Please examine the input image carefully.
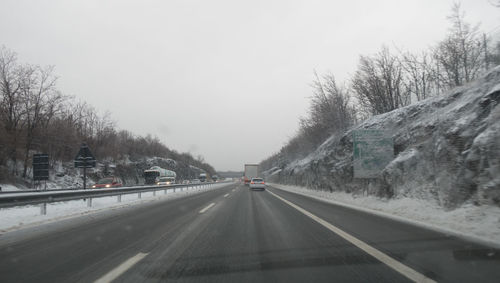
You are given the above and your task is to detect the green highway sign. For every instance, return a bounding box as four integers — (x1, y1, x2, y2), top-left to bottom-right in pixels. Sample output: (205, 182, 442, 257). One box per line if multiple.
(353, 129, 394, 178)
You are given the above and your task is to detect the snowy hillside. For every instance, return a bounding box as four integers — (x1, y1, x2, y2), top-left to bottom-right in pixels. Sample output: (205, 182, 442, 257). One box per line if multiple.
(1, 156, 208, 191)
(265, 66, 500, 209)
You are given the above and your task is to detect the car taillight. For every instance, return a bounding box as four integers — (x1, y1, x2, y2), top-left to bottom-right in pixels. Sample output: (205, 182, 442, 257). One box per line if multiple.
(261, 182, 265, 184)
(251, 182, 254, 184)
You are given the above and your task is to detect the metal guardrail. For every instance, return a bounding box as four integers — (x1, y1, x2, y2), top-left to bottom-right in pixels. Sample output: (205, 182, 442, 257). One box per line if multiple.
(0, 187, 84, 194)
(0, 182, 226, 214)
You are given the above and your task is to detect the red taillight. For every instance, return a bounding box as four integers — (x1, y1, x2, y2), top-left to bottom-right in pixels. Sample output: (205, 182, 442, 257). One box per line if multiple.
(261, 182, 265, 184)
(251, 182, 254, 184)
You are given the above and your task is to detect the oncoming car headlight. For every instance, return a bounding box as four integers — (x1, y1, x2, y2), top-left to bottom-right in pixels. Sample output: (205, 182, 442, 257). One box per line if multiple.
(105, 184, 111, 188)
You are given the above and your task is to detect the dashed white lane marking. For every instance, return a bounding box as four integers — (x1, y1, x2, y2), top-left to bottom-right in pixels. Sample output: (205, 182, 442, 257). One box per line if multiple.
(224, 193, 229, 198)
(199, 202, 215, 214)
(94, 252, 148, 283)
(267, 190, 436, 283)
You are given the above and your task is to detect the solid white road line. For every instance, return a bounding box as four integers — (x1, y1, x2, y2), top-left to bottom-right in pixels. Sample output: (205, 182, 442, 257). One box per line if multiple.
(199, 202, 215, 214)
(267, 190, 436, 283)
(224, 193, 229, 197)
(94, 252, 148, 283)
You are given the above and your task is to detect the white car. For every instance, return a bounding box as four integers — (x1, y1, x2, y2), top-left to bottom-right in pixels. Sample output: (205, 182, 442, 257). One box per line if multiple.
(191, 179, 201, 184)
(249, 178, 266, 190)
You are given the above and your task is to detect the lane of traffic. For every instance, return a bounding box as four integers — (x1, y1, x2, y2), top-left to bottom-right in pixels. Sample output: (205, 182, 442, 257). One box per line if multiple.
(118, 183, 411, 282)
(0, 182, 236, 283)
(4, 180, 498, 282)
(267, 185, 500, 283)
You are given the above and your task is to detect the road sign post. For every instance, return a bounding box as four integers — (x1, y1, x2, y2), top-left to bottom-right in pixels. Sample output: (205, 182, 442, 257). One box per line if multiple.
(74, 143, 96, 190)
(84, 164, 87, 191)
(353, 129, 394, 178)
(33, 154, 49, 190)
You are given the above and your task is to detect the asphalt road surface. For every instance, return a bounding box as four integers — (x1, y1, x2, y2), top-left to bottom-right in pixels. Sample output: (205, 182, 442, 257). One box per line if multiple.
(0, 182, 499, 282)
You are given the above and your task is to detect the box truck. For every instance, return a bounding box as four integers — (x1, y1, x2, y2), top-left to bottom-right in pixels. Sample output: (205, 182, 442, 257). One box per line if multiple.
(244, 164, 259, 185)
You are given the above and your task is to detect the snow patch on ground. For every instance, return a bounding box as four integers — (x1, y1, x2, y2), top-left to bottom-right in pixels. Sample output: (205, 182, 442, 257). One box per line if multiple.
(270, 183, 500, 248)
(0, 184, 22, 192)
(0, 182, 233, 234)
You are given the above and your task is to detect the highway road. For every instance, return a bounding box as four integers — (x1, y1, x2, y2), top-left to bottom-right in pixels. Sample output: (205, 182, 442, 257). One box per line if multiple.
(0, 182, 499, 282)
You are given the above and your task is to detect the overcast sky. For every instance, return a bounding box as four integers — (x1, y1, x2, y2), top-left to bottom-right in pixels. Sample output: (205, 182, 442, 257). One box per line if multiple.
(1, 0, 499, 171)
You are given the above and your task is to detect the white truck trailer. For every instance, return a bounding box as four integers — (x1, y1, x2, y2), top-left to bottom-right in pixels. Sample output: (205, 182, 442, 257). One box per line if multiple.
(244, 164, 259, 185)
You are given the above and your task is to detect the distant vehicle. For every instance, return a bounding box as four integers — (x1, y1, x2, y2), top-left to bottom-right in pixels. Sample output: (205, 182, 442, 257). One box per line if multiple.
(249, 178, 265, 190)
(212, 175, 218, 182)
(244, 164, 259, 185)
(156, 176, 175, 186)
(191, 179, 201, 184)
(144, 166, 176, 185)
(92, 176, 123, 189)
(199, 173, 207, 182)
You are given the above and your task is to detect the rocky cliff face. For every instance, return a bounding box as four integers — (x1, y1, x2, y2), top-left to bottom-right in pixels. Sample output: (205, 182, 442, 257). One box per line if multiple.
(264, 67, 500, 208)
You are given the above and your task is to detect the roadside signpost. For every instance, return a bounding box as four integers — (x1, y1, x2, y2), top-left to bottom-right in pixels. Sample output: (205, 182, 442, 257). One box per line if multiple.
(353, 129, 394, 178)
(33, 153, 49, 190)
(74, 143, 96, 189)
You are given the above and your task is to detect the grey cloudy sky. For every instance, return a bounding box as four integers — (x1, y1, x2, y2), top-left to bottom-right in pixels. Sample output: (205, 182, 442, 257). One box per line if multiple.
(1, 0, 499, 171)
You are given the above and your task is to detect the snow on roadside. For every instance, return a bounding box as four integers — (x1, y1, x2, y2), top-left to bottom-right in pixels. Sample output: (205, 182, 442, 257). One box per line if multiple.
(269, 183, 500, 248)
(0, 184, 22, 192)
(0, 182, 233, 234)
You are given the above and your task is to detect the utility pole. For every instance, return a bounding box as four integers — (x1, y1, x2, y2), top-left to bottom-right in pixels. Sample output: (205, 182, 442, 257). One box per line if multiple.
(83, 161, 87, 190)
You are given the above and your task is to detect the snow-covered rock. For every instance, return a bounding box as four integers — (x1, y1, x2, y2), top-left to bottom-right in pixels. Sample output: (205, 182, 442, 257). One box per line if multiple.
(2, 155, 207, 191)
(266, 66, 500, 208)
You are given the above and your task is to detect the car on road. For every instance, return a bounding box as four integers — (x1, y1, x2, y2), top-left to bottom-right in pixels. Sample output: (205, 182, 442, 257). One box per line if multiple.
(91, 177, 123, 189)
(249, 177, 265, 190)
(191, 179, 201, 184)
(157, 177, 175, 186)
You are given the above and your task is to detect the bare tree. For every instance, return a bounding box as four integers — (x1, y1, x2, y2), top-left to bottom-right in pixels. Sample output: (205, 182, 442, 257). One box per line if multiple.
(296, 72, 357, 148)
(0, 45, 221, 183)
(351, 46, 410, 115)
(0, 46, 24, 174)
(400, 51, 437, 102)
(313, 73, 355, 129)
(433, 3, 484, 88)
(19, 65, 63, 177)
